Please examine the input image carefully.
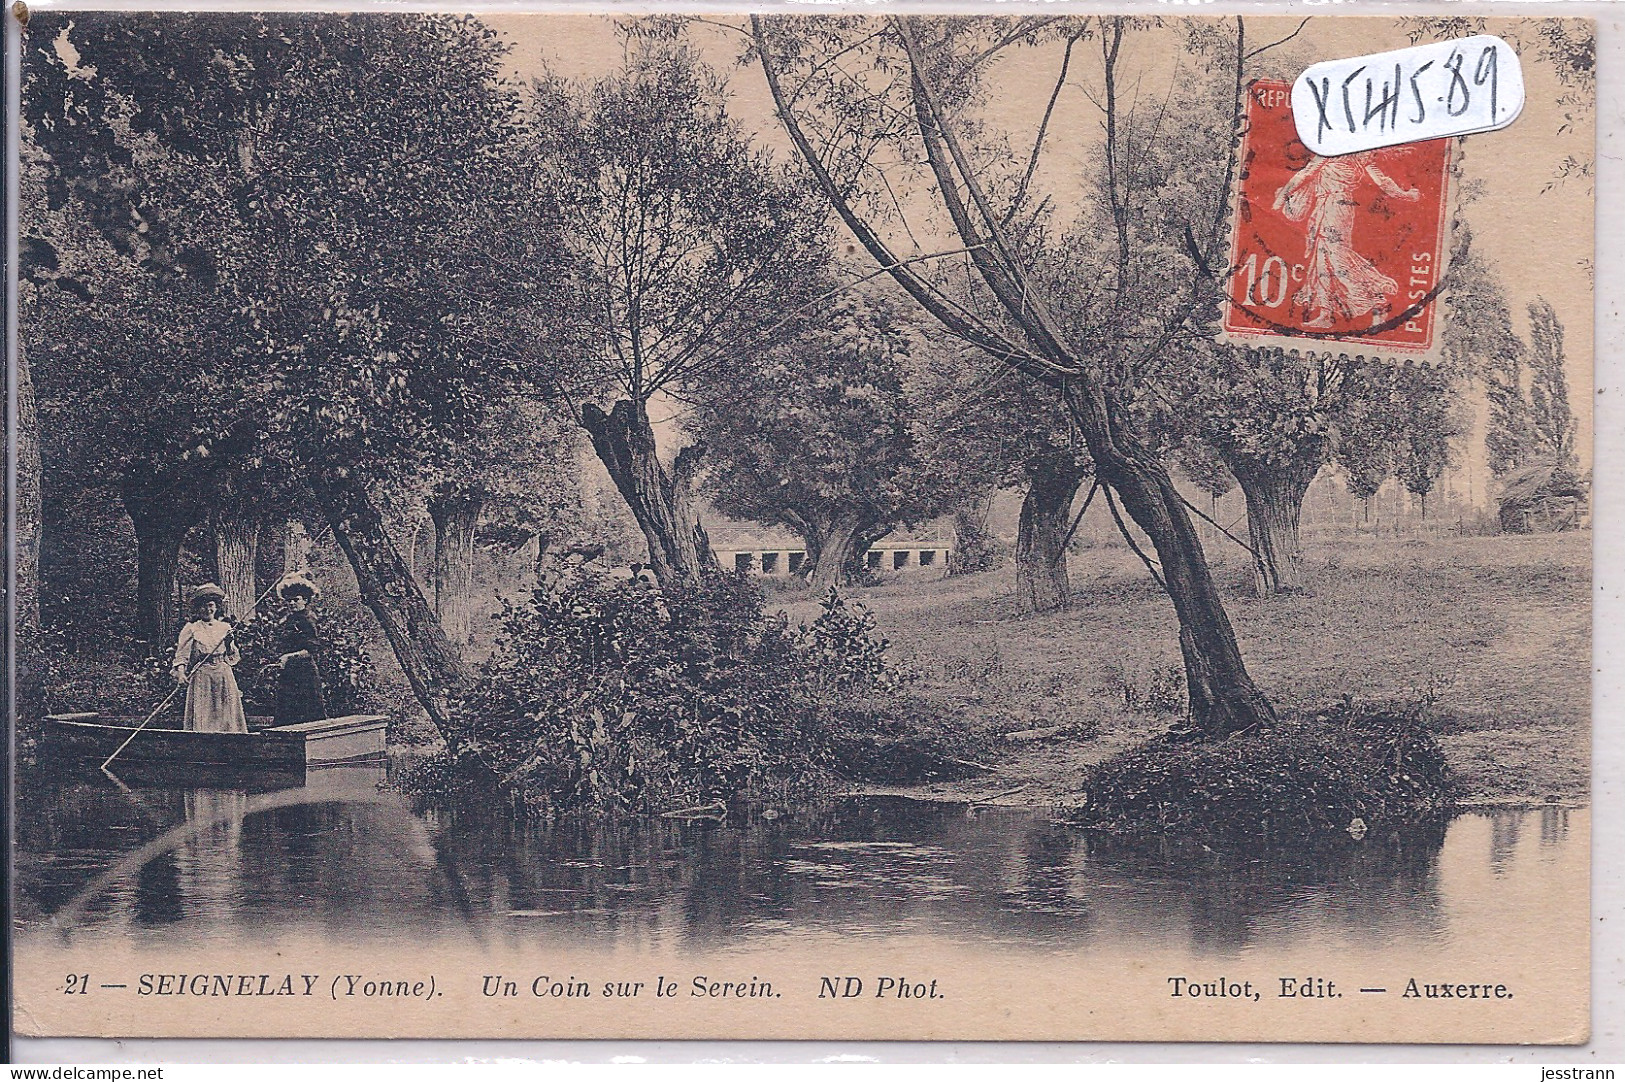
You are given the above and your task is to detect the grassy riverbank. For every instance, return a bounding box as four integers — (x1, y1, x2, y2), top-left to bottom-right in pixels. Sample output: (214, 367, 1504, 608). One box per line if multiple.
(782, 530, 1590, 807)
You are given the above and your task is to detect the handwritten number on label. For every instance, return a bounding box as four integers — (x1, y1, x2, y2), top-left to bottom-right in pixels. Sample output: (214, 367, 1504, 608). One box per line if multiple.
(1445, 51, 1471, 117)
(1408, 61, 1434, 125)
(1475, 46, 1498, 119)
(1291, 36, 1523, 155)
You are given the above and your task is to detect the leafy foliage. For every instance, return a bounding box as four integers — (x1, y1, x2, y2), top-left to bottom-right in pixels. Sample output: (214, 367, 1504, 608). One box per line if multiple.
(1447, 242, 1538, 478)
(25, 14, 577, 741)
(1527, 297, 1577, 472)
(531, 39, 828, 409)
(25, 13, 568, 540)
(1393, 361, 1461, 507)
(794, 588, 909, 694)
(911, 340, 1089, 506)
(698, 289, 949, 577)
(455, 570, 907, 815)
(946, 495, 1003, 575)
(16, 625, 175, 728)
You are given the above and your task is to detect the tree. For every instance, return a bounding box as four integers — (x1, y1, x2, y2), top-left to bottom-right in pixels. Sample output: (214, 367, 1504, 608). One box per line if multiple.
(1057, 34, 1436, 596)
(913, 342, 1090, 612)
(697, 290, 946, 590)
(27, 14, 563, 753)
(418, 399, 583, 649)
(754, 15, 1279, 737)
(1332, 362, 1404, 522)
(530, 41, 830, 585)
(22, 227, 220, 644)
(1527, 298, 1577, 472)
(1393, 361, 1460, 519)
(1439, 237, 1539, 478)
(1176, 346, 1339, 595)
(1174, 441, 1235, 546)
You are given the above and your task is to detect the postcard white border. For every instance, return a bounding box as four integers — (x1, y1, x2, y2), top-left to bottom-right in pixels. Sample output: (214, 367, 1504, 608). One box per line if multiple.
(6, 0, 1621, 1065)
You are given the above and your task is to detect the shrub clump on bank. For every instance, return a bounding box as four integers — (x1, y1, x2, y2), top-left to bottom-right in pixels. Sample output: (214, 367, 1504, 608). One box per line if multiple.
(1073, 705, 1453, 839)
(441, 574, 921, 816)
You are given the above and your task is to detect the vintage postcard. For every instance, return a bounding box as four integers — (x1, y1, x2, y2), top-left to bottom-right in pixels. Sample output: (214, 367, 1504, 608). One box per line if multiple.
(9, 11, 1595, 1045)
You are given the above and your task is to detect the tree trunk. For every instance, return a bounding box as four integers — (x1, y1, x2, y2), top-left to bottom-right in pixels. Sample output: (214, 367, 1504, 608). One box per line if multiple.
(15, 339, 42, 633)
(804, 511, 862, 592)
(947, 490, 995, 576)
(305, 464, 471, 750)
(212, 513, 263, 623)
(124, 492, 190, 648)
(428, 488, 483, 650)
(850, 520, 892, 582)
(1015, 458, 1086, 613)
(581, 400, 710, 585)
(1063, 386, 1276, 739)
(282, 519, 312, 577)
(1232, 458, 1321, 597)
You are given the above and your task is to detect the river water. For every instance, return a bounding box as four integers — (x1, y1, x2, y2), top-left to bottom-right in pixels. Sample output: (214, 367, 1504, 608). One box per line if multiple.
(13, 756, 1585, 960)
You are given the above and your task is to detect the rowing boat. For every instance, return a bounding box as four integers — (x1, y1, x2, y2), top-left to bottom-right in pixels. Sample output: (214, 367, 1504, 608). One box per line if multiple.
(42, 712, 390, 768)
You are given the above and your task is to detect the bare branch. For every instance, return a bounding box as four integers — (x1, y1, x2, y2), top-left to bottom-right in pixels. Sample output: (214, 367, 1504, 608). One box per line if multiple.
(896, 17, 1077, 371)
(751, 15, 1030, 368)
(1002, 31, 1080, 230)
(1246, 17, 1311, 60)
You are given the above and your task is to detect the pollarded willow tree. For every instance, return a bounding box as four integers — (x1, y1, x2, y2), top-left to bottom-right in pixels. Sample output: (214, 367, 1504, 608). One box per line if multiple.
(526, 41, 832, 586)
(911, 343, 1091, 613)
(751, 15, 1278, 737)
(1051, 31, 1464, 597)
(23, 233, 220, 644)
(415, 398, 584, 650)
(696, 288, 949, 591)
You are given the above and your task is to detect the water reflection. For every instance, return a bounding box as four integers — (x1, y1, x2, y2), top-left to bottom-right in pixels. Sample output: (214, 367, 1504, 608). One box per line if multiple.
(13, 757, 1580, 960)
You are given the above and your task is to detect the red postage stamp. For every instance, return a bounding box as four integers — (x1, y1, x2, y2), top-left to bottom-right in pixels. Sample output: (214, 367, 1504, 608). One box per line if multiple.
(1223, 78, 1453, 354)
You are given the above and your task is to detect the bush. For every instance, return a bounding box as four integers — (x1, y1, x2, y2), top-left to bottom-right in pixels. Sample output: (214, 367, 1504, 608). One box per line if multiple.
(16, 624, 174, 729)
(449, 569, 906, 816)
(795, 587, 907, 694)
(1074, 704, 1453, 839)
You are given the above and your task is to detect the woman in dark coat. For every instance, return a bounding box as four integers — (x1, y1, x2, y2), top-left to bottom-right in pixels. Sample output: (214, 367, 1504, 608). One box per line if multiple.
(273, 575, 326, 726)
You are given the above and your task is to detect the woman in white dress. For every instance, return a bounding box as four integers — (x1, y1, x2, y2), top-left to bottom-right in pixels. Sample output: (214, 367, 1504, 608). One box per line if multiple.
(171, 583, 249, 734)
(1273, 149, 1421, 329)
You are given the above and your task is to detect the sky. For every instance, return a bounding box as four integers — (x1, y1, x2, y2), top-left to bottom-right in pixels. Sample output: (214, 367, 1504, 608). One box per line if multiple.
(486, 13, 1595, 480)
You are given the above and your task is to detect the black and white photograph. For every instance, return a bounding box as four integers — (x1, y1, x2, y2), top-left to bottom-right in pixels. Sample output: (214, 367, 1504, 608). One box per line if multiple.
(8, 9, 1596, 1044)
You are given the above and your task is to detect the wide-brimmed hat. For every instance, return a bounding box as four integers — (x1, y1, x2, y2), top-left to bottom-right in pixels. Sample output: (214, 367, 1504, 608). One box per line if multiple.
(276, 573, 320, 601)
(188, 583, 227, 612)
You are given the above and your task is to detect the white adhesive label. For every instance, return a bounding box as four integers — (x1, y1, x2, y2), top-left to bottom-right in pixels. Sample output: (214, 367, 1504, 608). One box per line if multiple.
(1291, 36, 1524, 156)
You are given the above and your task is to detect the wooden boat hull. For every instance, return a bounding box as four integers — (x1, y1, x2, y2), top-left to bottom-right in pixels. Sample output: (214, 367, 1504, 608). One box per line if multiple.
(43, 713, 390, 768)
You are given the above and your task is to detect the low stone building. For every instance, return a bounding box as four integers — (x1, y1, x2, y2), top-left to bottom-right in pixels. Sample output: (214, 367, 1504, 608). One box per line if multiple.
(707, 521, 952, 578)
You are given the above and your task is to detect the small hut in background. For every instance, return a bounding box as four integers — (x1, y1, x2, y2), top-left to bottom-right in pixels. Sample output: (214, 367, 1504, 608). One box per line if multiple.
(1497, 462, 1589, 534)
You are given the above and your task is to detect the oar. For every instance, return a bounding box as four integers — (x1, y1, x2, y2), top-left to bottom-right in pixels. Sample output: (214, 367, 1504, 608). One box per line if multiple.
(99, 634, 236, 773)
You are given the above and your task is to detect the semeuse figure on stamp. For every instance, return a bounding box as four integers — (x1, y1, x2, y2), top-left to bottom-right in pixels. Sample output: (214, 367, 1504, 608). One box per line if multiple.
(171, 583, 249, 734)
(272, 573, 327, 727)
(1273, 148, 1421, 329)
